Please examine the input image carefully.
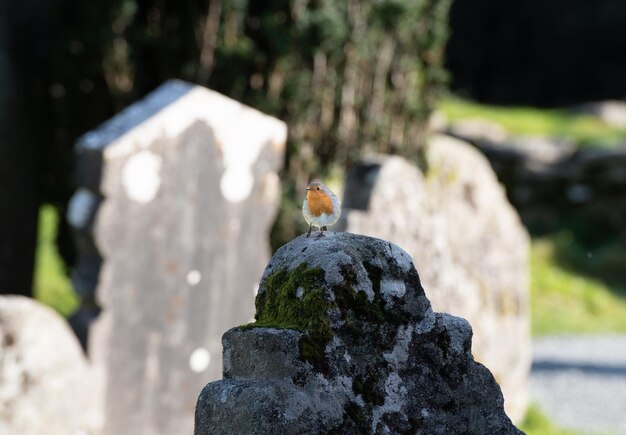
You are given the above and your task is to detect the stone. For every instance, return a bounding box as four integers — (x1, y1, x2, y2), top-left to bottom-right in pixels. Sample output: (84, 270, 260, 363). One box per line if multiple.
(195, 233, 522, 434)
(503, 136, 575, 168)
(446, 112, 626, 239)
(447, 120, 626, 237)
(337, 135, 531, 423)
(571, 100, 626, 128)
(448, 121, 575, 172)
(427, 110, 449, 134)
(0, 296, 100, 435)
(448, 118, 509, 143)
(69, 80, 286, 435)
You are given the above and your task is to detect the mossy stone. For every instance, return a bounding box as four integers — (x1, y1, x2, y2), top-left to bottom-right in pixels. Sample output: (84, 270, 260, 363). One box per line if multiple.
(243, 264, 333, 367)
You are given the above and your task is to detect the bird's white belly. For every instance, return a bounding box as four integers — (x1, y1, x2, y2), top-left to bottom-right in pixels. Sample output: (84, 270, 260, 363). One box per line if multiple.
(303, 203, 340, 227)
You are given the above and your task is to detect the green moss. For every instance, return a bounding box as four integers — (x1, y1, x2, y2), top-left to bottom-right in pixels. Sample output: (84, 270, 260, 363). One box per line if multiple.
(334, 283, 385, 326)
(254, 265, 328, 329)
(299, 332, 332, 368)
(342, 315, 362, 337)
(245, 264, 333, 366)
(244, 258, 414, 370)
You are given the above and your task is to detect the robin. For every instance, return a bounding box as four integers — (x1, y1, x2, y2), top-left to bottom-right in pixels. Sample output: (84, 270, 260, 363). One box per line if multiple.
(302, 181, 342, 238)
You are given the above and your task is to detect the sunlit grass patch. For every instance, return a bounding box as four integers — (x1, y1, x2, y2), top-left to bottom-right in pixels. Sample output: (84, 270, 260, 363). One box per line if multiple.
(33, 205, 78, 317)
(530, 235, 626, 336)
(439, 96, 626, 148)
(520, 404, 581, 435)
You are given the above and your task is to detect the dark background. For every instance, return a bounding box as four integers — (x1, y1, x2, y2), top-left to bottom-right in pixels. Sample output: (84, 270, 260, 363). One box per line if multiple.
(446, 0, 626, 106)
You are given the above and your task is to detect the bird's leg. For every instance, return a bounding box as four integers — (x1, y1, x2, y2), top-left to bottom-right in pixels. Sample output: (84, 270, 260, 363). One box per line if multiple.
(315, 227, 325, 239)
(306, 224, 312, 238)
(321, 226, 327, 232)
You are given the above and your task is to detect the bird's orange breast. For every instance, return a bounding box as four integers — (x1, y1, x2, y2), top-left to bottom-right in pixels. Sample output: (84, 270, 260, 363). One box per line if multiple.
(307, 191, 334, 216)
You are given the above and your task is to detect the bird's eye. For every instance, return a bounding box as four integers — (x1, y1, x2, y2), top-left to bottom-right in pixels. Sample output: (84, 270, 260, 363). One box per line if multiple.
(316, 187, 320, 190)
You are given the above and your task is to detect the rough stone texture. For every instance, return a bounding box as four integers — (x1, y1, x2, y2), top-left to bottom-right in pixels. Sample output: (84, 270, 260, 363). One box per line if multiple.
(68, 80, 286, 435)
(195, 233, 522, 434)
(0, 296, 100, 435)
(337, 135, 531, 423)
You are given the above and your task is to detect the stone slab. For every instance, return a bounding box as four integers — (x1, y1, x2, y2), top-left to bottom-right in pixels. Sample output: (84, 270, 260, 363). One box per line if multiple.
(69, 80, 286, 435)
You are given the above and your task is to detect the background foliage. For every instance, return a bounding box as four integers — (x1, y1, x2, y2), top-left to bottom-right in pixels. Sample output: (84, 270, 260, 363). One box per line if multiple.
(0, 0, 453, 289)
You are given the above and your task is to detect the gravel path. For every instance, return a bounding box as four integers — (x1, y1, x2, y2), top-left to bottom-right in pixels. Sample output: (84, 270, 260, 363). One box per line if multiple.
(530, 335, 626, 435)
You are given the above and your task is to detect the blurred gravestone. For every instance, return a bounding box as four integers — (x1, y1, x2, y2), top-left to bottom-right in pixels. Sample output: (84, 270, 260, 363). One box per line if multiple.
(0, 296, 101, 435)
(338, 135, 531, 423)
(68, 80, 286, 435)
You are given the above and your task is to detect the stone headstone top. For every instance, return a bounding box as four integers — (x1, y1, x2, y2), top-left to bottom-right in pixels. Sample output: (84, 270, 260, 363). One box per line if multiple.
(571, 100, 626, 128)
(338, 135, 531, 423)
(0, 296, 100, 435)
(195, 232, 523, 434)
(77, 80, 192, 151)
(74, 79, 286, 200)
(69, 80, 286, 435)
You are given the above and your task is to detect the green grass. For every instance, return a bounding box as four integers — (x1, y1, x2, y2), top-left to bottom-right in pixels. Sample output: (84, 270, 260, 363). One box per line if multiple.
(519, 404, 581, 435)
(439, 96, 626, 148)
(550, 231, 626, 286)
(530, 234, 626, 336)
(33, 205, 78, 317)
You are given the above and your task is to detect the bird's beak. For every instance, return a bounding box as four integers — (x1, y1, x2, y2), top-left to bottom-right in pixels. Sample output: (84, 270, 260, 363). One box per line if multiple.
(306, 187, 311, 191)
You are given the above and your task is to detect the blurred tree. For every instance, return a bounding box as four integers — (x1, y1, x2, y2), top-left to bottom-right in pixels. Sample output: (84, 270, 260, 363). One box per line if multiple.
(96, 0, 452, 246)
(0, 0, 451, 296)
(198, 0, 452, 246)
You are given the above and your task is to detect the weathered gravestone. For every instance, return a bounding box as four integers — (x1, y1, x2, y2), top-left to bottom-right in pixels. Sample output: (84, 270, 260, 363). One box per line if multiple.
(337, 134, 531, 423)
(195, 233, 522, 434)
(0, 296, 100, 435)
(68, 80, 286, 435)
